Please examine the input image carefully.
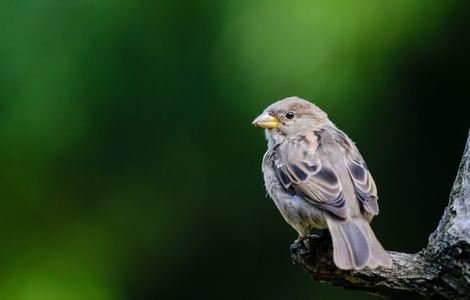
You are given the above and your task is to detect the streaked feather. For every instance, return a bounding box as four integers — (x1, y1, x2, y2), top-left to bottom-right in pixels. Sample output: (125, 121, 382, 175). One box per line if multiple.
(275, 131, 348, 219)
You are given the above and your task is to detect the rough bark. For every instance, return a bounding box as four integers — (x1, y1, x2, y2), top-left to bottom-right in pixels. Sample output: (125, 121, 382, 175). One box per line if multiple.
(290, 130, 470, 299)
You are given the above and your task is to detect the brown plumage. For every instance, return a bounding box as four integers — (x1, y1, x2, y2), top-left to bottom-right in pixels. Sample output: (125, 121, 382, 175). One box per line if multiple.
(253, 96, 392, 270)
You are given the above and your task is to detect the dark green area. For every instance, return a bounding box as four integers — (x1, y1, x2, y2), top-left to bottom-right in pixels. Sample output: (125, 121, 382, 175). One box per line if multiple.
(0, 1, 469, 299)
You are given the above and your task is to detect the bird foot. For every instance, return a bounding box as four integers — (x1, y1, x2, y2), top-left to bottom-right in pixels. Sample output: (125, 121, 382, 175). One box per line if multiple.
(291, 234, 320, 259)
(294, 236, 306, 244)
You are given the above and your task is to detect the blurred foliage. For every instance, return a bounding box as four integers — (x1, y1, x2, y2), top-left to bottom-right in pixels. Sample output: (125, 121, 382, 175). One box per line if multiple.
(0, 0, 469, 299)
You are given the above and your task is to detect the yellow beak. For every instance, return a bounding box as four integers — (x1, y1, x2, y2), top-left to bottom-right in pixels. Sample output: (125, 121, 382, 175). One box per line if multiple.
(252, 113, 280, 129)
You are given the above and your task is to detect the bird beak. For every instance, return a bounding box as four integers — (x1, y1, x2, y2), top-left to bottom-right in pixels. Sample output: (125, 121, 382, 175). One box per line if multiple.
(252, 113, 280, 129)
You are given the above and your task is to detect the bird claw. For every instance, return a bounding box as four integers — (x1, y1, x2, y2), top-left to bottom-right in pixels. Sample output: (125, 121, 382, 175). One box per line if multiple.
(291, 235, 319, 258)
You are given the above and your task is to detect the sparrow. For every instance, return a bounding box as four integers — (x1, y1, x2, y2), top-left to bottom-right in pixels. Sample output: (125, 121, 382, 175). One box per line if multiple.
(252, 96, 392, 270)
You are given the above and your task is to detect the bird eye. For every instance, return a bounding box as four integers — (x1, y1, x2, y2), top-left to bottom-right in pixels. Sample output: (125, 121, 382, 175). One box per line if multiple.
(286, 111, 295, 119)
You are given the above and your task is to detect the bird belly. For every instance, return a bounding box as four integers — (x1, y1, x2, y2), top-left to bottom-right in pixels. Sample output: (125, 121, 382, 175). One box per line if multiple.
(262, 150, 326, 236)
(269, 183, 327, 236)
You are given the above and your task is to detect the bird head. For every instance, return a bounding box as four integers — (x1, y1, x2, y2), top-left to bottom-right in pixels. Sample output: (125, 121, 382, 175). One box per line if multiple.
(252, 97, 331, 142)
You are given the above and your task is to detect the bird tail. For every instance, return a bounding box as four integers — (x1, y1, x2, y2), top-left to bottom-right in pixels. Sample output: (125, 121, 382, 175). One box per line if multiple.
(326, 217, 392, 270)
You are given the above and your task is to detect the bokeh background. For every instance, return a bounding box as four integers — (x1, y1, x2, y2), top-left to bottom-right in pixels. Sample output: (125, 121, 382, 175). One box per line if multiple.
(1, 0, 469, 299)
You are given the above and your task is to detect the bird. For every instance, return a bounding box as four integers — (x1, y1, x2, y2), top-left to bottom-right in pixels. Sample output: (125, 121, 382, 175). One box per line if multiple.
(252, 96, 392, 270)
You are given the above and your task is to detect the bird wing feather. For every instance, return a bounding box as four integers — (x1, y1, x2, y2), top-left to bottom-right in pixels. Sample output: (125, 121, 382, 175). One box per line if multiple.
(342, 140, 379, 216)
(275, 129, 379, 218)
(275, 131, 348, 219)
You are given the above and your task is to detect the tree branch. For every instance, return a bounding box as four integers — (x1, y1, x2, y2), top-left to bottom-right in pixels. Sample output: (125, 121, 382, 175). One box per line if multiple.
(290, 129, 470, 299)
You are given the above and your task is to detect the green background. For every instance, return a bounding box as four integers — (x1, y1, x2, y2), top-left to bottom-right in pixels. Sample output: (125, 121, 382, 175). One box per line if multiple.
(0, 1, 469, 299)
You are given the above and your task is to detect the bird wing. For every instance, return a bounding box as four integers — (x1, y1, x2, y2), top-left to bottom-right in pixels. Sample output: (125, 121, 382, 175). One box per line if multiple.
(343, 141, 379, 216)
(275, 131, 348, 219)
